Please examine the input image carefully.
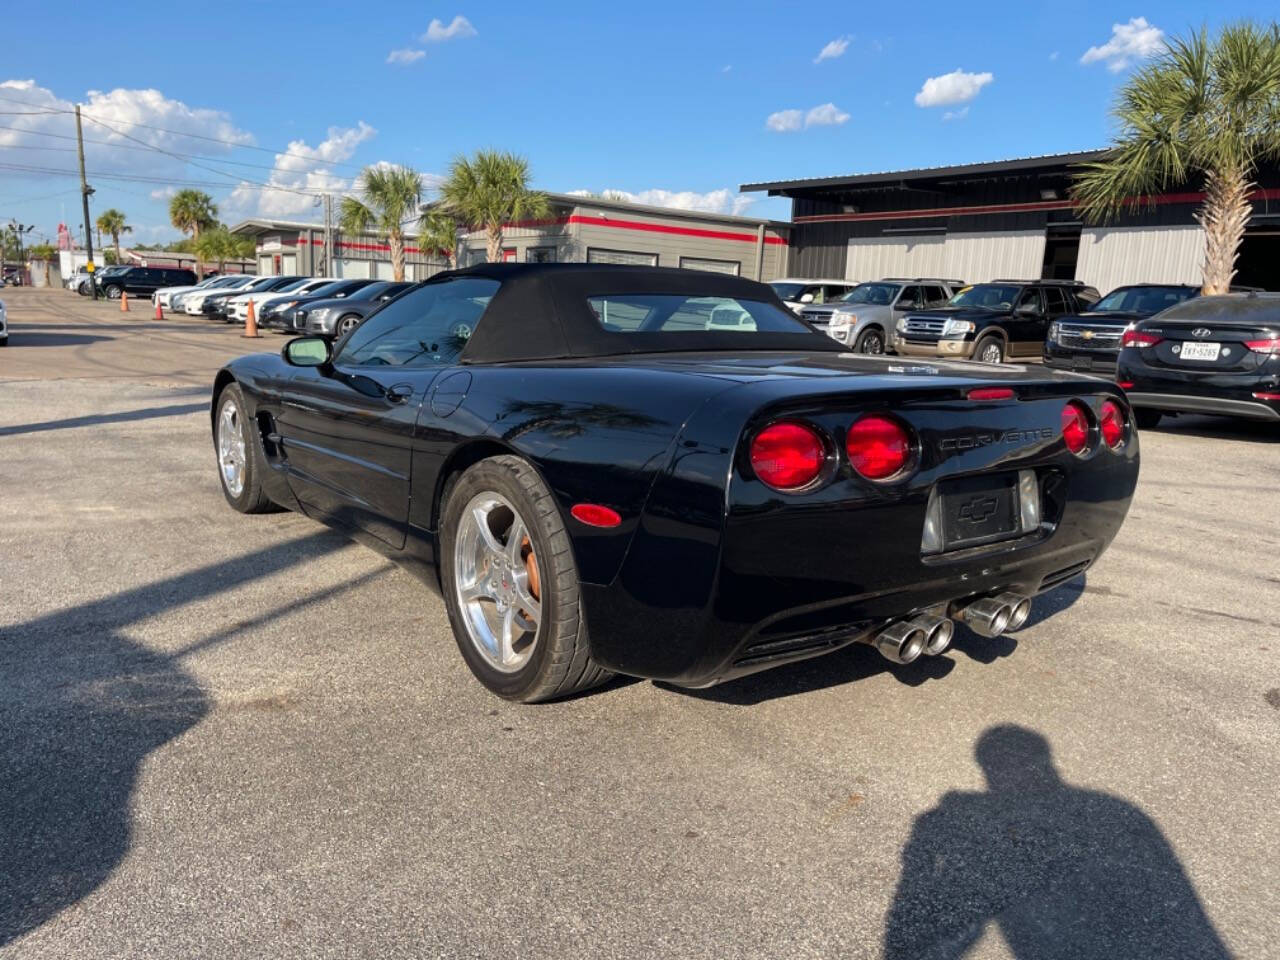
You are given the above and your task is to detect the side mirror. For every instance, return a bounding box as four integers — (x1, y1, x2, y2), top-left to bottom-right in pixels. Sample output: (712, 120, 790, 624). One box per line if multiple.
(283, 336, 331, 367)
(799, 293, 815, 304)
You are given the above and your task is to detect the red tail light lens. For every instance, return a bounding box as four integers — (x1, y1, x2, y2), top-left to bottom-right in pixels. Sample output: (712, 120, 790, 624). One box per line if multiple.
(750, 422, 825, 491)
(1061, 401, 1091, 455)
(846, 415, 912, 480)
(1099, 399, 1126, 449)
(1116, 381, 1135, 389)
(967, 387, 1015, 401)
(1121, 330, 1163, 349)
(1245, 337, 1280, 354)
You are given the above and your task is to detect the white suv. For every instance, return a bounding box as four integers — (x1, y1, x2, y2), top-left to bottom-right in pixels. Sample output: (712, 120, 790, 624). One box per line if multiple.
(768, 278, 859, 314)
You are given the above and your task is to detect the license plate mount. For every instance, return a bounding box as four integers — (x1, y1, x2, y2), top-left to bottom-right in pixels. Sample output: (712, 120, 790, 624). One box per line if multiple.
(939, 473, 1021, 550)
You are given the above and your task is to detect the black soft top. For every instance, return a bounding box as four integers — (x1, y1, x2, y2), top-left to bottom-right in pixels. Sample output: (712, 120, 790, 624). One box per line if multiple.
(426, 263, 846, 363)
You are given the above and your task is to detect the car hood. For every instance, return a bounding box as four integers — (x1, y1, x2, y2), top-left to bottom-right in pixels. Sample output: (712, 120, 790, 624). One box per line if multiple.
(904, 306, 1009, 321)
(804, 302, 892, 319)
(300, 296, 365, 313)
(1064, 310, 1143, 326)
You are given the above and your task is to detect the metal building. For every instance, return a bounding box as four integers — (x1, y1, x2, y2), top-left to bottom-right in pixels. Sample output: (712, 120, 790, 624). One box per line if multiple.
(742, 152, 1280, 291)
(231, 196, 789, 282)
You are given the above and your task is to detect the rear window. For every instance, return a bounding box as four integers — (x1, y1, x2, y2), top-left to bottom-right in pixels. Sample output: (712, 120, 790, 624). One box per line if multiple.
(1090, 286, 1195, 313)
(586, 294, 811, 334)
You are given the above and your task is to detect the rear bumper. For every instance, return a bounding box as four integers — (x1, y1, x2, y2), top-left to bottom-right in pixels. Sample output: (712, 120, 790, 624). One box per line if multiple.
(1125, 391, 1280, 420)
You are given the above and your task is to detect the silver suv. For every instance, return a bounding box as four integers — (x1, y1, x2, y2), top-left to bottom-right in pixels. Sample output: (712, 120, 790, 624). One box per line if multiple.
(801, 279, 962, 353)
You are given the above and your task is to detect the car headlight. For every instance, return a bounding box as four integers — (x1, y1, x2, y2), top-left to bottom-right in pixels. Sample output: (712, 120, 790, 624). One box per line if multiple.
(829, 311, 855, 331)
(310, 307, 331, 321)
(896, 317, 909, 332)
(279, 300, 298, 311)
(1048, 321, 1060, 341)
(942, 319, 975, 336)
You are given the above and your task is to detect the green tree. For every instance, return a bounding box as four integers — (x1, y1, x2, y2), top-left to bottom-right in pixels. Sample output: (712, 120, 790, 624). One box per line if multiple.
(95, 208, 132, 266)
(417, 210, 460, 270)
(340, 165, 424, 282)
(438, 150, 549, 262)
(1073, 22, 1280, 294)
(168, 190, 218, 277)
(194, 227, 256, 274)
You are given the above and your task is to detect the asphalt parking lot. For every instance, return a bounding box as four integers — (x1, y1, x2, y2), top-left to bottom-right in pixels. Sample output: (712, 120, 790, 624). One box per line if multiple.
(1, 286, 1277, 959)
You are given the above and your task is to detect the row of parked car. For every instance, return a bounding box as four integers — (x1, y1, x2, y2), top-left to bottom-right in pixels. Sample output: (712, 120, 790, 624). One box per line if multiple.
(771, 275, 1280, 427)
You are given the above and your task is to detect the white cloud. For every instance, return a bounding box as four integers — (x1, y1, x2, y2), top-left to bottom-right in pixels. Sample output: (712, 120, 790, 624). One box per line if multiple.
(766, 102, 849, 132)
(1049, 50, 1060, 61)
(721, 64, 732, 73)
(227, 122, 380, 217)
(815, 35, 852, 63)
(573, 187, 756, 217)
(942, 106, 969, 121)
(149, 186, 177, 200)
(0, 78, 254, 184)
(387, 48, 425, 65)
(914, 69, 993, 107)
(422, 15, 476, 43)
(1080, 17, 1165, 72)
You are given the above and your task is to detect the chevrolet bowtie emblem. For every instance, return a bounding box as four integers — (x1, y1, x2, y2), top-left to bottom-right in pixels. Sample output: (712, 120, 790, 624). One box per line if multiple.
(1082, 330, 1095, 340)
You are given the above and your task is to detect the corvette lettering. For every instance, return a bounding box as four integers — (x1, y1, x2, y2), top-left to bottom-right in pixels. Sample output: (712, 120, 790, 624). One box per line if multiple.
(939, 427, 1055, 452)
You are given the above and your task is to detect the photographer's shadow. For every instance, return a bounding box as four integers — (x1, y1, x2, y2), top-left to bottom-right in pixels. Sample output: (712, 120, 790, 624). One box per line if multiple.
(884, 725, 1230, 959)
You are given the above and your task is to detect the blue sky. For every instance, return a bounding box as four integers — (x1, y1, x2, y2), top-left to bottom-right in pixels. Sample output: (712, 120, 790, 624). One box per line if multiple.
(0, 1, 1271, 248)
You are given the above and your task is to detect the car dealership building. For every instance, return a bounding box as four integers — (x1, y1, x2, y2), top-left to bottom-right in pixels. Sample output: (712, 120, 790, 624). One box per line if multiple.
(231, 193, 789, 282)
(743, 151, 1280, 292)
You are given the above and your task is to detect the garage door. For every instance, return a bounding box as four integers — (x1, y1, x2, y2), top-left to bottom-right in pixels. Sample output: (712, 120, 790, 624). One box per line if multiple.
(846, 235, 944, 281)
(334, 259, 371, 279)
(679, 256, 741, 275)
(1075, 226, 1204, 293)
(846, 230, 1046, 285)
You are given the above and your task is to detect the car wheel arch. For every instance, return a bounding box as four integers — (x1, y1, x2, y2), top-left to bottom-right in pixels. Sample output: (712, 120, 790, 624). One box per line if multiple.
(211, 370, 238, 427)
(429, 438, 529, 534)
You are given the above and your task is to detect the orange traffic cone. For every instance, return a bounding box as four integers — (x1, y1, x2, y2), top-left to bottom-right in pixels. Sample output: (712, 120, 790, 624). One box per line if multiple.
(155, 299, 164, 320)
(242, 298, 261, 339)
(120, 290, 129, 312)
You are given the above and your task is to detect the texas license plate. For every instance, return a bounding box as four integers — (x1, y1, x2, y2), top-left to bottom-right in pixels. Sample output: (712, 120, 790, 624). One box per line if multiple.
(939, 474, 1020, 550)
(1180, 341, 1220, 362)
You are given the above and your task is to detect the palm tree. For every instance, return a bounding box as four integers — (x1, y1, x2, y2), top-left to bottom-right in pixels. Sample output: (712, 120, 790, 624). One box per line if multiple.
(438, 150, 550, 262)
(340, 165, 424, 282)
(95, 209, 132, 266)
(1073, 22, 1280, 294)
(169, 190, 218, 277)
(417, 210, 459, 270)
(194, 227, 256, 274)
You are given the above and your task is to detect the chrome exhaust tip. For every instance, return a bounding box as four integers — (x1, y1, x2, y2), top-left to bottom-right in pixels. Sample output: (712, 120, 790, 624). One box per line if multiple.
(957, 597, 1013, 638)
(910, 615, 955, 656)
(994, 592, 1032, 631)
(873, 622, 928, 665)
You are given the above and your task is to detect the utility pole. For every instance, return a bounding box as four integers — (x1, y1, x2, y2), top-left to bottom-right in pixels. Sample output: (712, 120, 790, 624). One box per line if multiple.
(323, 193, 333, 276)
(75, 104, 98, 300)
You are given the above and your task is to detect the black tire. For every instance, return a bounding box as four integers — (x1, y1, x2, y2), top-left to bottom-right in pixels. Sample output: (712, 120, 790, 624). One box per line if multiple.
(1134, 408, 1162, 430)
(213, 382, 277, 514)
(0, 339, 8, 347)
(973, 334, 1004, 364)
(439, 455, 612, 702)
(335, 314, 361, 337)
(103, 284, 122, 300)
(853, 327, 886, 355)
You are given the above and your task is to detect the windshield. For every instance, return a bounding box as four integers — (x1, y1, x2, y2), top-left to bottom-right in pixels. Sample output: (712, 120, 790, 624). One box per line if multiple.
(587, 294, 812, 333)
(769, 282, 807, 300)
(351, 281, 410, 301)
(838, 283, 900, 305)
(1089, 286, 1197, 314)
(948, 284, 1021, 309)
(273, 278, 313, 293)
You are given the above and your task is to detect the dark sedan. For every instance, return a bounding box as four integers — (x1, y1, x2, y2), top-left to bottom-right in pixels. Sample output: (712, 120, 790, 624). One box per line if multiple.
(258, 278, 378, 331)
(1117, 292, 1280, 427)
(1043, 284, 1201, 375)
(202, 275, 304, 321)
(296, 281, 414, 337)
(212, 264, 1138, 702)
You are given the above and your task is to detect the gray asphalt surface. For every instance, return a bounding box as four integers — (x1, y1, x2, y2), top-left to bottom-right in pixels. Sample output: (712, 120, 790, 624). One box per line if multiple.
(1, 287, 1277, 959)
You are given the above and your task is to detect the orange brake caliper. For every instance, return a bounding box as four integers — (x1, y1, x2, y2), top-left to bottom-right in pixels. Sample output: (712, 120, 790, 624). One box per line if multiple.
(519, 536, 540, 621)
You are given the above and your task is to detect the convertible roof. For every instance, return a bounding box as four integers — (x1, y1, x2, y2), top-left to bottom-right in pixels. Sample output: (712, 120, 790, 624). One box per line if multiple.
(428, 263, 845, 363)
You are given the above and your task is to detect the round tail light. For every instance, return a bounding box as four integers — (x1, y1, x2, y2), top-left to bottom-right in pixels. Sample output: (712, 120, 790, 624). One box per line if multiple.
(846, 414, 912, 480)
(750, 422, 825, 491)
(1061, 401, 1091, 455)
(1099, 399, 1126, 449)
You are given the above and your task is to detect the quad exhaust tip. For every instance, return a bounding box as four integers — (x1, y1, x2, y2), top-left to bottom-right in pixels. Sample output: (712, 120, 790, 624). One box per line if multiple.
(911, 615, 955, 656)
(873, 621, 928, 665)
(994, 592, 1032, 631)
(957, 593, 1033, 638)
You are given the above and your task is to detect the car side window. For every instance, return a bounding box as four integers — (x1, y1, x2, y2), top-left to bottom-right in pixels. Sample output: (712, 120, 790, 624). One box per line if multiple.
(926, 285, 949, 306)
(336, 278, 500, 368)
(1015, 288, 1044, 314)
(824, 284, 850, 302)
(1043, 287, 1068, 316)
(897, 285, 923, 308)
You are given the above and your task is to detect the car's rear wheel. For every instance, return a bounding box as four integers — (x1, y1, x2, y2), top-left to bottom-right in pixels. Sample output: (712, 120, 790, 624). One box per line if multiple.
(440, 455, 612, 702)
(335, 314, 361, 337)
(1134, 408, 1162, 429)
(974, 334, 1004, 364)
(854, 327, 886, 355)
(214, 383, 277, 514)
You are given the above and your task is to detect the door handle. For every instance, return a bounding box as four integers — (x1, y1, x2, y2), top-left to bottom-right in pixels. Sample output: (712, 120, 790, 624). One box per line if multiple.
(386, 383, 415, 404)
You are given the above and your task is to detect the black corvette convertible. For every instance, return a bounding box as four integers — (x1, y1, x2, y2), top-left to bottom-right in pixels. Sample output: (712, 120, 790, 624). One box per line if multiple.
(211, 264, 1139, 701)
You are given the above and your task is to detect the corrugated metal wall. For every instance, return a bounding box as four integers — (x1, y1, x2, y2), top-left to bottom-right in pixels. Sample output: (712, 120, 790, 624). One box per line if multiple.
(1074, 226, 1204, 293)
(845, 230, 1046, 284)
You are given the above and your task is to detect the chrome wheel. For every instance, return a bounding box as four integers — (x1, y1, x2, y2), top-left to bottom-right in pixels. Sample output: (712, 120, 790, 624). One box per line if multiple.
(217, 398, 246, 497)
(859, 331, 885, 355)
(337, 315, 359, 336)
(104, 285, 122, 300)
(978, 340, 1003, 363)
(453, 492, 541, 673)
